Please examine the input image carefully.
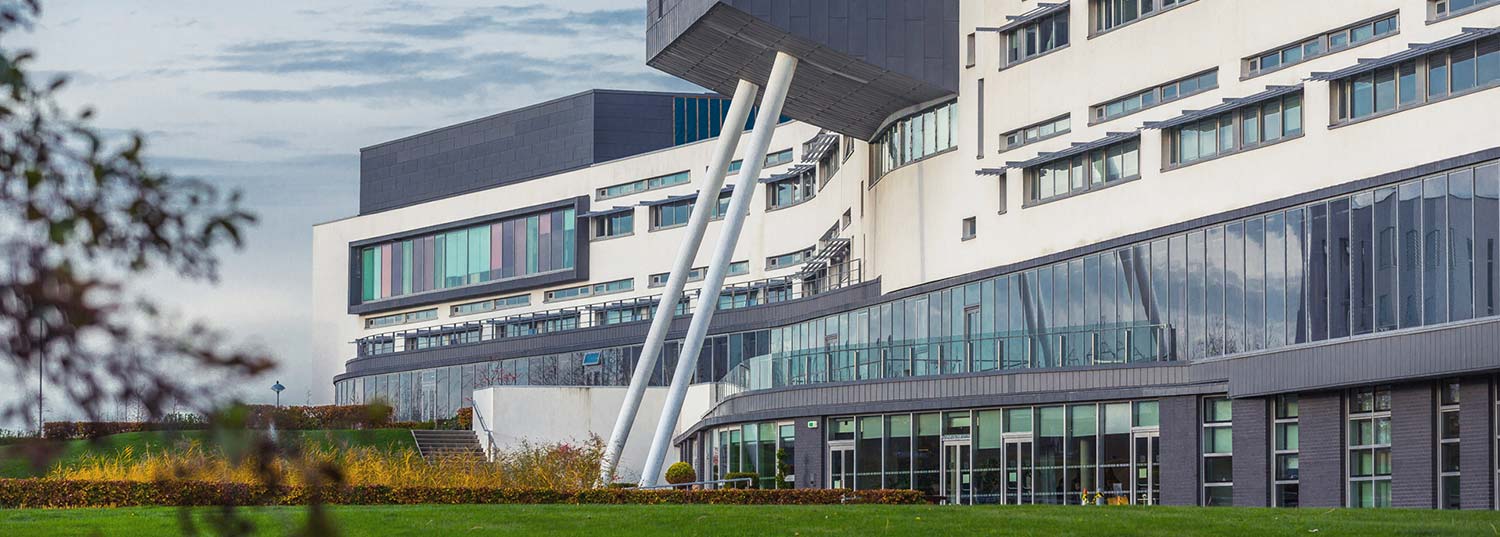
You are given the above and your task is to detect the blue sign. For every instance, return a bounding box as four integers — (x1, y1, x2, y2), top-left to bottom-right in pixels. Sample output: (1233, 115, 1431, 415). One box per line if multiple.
(582, 352, 601, 366)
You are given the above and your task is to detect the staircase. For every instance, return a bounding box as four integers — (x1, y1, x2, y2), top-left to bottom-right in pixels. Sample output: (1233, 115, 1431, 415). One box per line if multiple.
(411, 429, 485, 462)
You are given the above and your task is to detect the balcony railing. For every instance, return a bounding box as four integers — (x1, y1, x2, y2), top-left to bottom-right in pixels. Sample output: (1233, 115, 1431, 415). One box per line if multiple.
(352, 259, 864, 359)
(712, 323, 1175, 403)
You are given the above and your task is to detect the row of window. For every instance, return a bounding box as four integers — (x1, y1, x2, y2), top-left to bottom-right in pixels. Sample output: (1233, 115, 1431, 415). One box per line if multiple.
(709, 422, 797, 490)
(1003, 114, 1070, 152)
(451, 294, 530, 317)
(1004, 8, 1069, 68)
(1246, 13, 1399, 78)
(1091, 0, 1192, 35)
(728, 148, 794, 175)
(357, 206, 577, 303)
(544, 278, 634, 303)
(1093, 69, 1217, 124)
(1434, 0, 1500, 20)
(1026, 137, 1140, 203)
(673, 95, 790, 147)
(596, 170, 690, 201)
(1332, 35, 1500, 124)
(872, 100, 958, 181)
(364, 308, 438, 329)
(766, 168, 817, 210)
(1168, 92, 1304, 167)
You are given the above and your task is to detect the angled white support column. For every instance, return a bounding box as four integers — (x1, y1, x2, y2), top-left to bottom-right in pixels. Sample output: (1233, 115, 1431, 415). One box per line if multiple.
(638, 52, 799, 487)
(597, 79, 760, 486)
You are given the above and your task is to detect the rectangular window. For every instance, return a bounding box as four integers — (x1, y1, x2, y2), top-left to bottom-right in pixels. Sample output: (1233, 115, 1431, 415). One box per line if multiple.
(1002, 114, 1071, 152)
(650, 199, 694, 230)
(767, 247, 816, 270)
(764, 149, 794, 168)
(767, 169, 817, 210)
(544, 278, 634, 303)
(597, 170, 690, 200)
(872, 101, 958, 181)
(648, 266, 707, 288)
(1348, 385, 1392, 508)
(1273, 395, 1300, 507)
(1438, 379, 1461, 509)
(1025, 137, 1140, 204)
(592, 211, 633, 239)
(1332, 34, 1500, 125)
(1246, 13, 1398, 77)
(364, 308, 438, 329)
(962, 217, 977, 240)
(1167, 92, 1303, 167)
(966, 32, 976, 67)
(1202, 396, 1233, 506)
(1092, 69, 1217, 124)
(1091, 0, 1195, 34)
(1431, 0, 1500, 20)
(1003, 9, 1069, 67)
(450, 295, 529, 317)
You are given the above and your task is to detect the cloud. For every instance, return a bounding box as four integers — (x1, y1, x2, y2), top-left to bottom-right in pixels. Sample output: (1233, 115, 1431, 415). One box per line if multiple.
(369, 6, 641, 39)
(212, 39, 462, 75)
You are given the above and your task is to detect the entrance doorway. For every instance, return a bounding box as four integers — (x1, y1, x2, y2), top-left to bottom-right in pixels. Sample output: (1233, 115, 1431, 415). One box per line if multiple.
(1132, 431, 1160, 505)
(828, 443, 854, 489)
(942, 441, 972, 504)
(1003, 438, 1033, 504)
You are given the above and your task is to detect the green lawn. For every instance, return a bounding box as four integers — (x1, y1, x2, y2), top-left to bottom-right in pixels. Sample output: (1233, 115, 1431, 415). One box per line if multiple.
(2, 504, 1497, 536)
(0, 429, 415, 478)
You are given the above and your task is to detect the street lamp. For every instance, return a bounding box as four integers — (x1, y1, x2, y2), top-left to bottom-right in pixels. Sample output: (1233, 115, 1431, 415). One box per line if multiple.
(271, 381, 285, 407)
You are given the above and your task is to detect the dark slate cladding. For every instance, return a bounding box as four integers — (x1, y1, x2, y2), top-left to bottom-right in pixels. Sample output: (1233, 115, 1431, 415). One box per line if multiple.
(1390, 382, 1436, 508)
(1231, 397, 1270, 507)
(646, 0, 959, 140)
(358, 89, 709, 215)
(1158, 396, 1200, 506)
(794, 418, 826, 489)
(1458, 377, 1495, 509)
(1298, 391, 1344, 508)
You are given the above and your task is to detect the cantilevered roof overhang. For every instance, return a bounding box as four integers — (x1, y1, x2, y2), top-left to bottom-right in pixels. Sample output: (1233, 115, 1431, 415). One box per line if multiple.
(646, 0, 959, 141)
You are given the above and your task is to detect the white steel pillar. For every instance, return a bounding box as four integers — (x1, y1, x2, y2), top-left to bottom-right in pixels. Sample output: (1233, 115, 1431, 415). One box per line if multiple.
(638, 52, 799, 487)
(597, 79, 760, 485)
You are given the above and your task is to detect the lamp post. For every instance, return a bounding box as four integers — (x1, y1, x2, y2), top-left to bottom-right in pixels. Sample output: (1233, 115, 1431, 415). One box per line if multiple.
(271, 381, 285, 407)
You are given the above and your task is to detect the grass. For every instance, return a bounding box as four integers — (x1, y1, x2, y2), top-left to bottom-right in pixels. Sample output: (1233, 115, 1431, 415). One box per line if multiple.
(1, 503, 1498, 536)
(0, 429, 415, 478)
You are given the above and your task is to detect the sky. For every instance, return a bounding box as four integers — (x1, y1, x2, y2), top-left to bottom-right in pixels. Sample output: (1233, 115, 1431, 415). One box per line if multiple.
(12, 0, 698, 408)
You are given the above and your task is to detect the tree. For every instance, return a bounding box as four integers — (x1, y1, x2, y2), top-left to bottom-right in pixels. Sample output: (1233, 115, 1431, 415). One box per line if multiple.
(0, 0, 269, 447)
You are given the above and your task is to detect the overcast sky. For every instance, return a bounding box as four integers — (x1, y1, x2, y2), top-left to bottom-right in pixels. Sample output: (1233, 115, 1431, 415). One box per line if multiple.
(13, 1, 697, 407)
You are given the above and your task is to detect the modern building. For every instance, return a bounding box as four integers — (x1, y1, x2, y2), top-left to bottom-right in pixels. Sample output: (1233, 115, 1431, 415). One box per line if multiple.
(314, 0, 1500, 507)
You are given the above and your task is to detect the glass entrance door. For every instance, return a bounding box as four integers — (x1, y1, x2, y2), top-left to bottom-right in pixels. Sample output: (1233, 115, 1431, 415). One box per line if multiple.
(1132, 431, 1160, 505)
(1003, 439, 1033, 504)
(942, 442, 972, 504)
(828, 445, 854, 489)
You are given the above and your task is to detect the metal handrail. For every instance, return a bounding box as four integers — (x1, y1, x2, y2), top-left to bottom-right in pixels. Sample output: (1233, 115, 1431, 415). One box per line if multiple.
(469, 401, 499, 462)
(635, 477, 753, 490)
(352, 259, 863, 359)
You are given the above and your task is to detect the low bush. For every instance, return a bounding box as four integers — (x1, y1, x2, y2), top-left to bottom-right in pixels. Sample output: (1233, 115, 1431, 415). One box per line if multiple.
(42, 404, 396, 440)
(0, 479, 925, 508)
(664, 462, 696, 485)
(723, 472, 758, 489)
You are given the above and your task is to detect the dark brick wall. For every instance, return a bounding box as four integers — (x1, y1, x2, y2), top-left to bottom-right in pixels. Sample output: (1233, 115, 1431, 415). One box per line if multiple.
(795, 417, 825, 489)
(1159, 395, 1201, 506)
(1232, 397, 1270, 507)
(1459, 377, 1494, 510)
(1391, 382, 1436, 508)
(1299, 391, 1344, 508)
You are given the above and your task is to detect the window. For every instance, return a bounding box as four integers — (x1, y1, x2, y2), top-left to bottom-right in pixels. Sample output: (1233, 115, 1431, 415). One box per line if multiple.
(710, 190, 735, 220)
(728, 260, 750, 276)
(764, 149, 793, 168)
(1091, 0, 1193, 34)
(1331, 34, 1500, 124)
(1004, 9, 1069, 67)
(364, 308, 438, 329)
(1002, 114, 1071, 152)
(1438, 380, 1461, 509)
(1245, 13, 1398, 78)
(650, 199, 694, 230)
(872, 100, 958, 181)
(1202, 396, 1233, 506)
(1025, 136, 1140, 204)
(767, 247, 815, 270)
(961, 217, 977, 240)
(649, 267, 706, 288)
(544, 278, 633, 302)
(1092, 69, 1217, 124)
(841, 209, 852, 230)
(1348, 385, 1392, 508)
(592, 211, 633, 239)
(1167, 91, 1303, 167)
(966, 32, 977, 68)
(767, 169, 817, 210)
(674, 96, 790, 146)
(1431, 0, 1500, 20)
(596, 170, 690, 200)
(1273, 395, 1300, 507)
(357, 205, 577, 303)
(451, 295, 530, 317)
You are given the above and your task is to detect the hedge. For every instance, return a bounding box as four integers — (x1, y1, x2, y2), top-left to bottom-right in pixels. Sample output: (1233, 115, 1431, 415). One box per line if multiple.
(0, 479, 925, 508)
(42, 404, 397, 440)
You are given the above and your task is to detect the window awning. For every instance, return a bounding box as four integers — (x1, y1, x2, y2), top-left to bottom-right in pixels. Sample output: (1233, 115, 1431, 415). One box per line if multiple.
(1309, 26, 1500, 81)
(979, 2, 1069, 35)
(800, 132, 839, 164)
(1143, 84, 1303, 130)
(975, 167, 1009, 177)
(758, 164, 814, 184)
(577, 206, 634, 218)
(1004, 130, 1140, 170)
(638, 186, 734, 207)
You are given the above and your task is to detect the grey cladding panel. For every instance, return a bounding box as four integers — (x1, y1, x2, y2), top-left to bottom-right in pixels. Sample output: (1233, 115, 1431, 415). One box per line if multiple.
(1298, 392, 1344, 508)
(1390, 382, 1435, 508)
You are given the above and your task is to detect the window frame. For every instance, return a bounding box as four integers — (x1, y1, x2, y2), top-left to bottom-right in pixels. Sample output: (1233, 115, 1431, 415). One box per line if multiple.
(590, 210, 635, 241)
(1329, 35, 1500, 128)
(1201, 396, 1234, 506)
(1001, 114, 1072, 153)
(596, 170, 691, 201)
(1429, 0, 1500, 23)
(1001, 9, 1071, 70)
(1346, 385, 1393, 508)
(1438, 379, 1461, 509)
(1089, 0, 1197, 38)
(1272, 395, 1300, 507)
(1164, 92, 1305, 170)
(1090, 69, 1219, 125)
(543, 278, 634, 303)
(767, 246, 816, 270)
(1243, 12, 1400, 80)
(649, 199, 695, 231)
(1023, 136, 1142, 207)
(450, 295, 530, 318)
(961, 217, 977, 241)
(766, 169, 818, 211)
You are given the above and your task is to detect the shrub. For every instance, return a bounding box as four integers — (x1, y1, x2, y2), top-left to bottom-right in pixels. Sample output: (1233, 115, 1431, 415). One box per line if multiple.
(724, 472, 758, 489)
(664, 462, 696, 485)
(456, 408, 473, 430)
(42, 404, 396, 440)
(0, 479, 926, 508)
